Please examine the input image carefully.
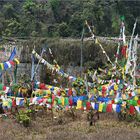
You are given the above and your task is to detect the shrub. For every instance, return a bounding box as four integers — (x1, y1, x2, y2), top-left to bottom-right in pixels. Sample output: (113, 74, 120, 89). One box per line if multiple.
(16, 110, 31, 127)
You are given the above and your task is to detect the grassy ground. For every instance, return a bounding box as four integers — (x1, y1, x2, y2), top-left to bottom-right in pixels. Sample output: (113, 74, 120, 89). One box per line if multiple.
(0, 111, 140, 140)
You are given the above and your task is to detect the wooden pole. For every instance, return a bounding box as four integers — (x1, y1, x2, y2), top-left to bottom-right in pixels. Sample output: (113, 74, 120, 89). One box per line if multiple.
(132, 34, 138, 88)
(51, 91, 54, 122)
(80, 27, 85, 77)
(32, 48, 44, 81)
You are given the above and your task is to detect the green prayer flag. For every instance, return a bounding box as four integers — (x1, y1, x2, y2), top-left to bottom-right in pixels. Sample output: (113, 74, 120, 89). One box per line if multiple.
(129, 100, 133, 105)
(48, 98, 52, 103)
(65, 97, 69, 106)
(82, 100, 86, 107)
(121, 16, 125, 21)
(0, 64, 2, 70)
(103, 103, 107, 112)
(58, 98, 61, 105)
(132, 100, 137, 106)
(0, 84, 3, 90)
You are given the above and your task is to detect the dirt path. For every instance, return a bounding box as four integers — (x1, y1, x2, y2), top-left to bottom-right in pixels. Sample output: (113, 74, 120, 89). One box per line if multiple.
(0, 112, 139, 140)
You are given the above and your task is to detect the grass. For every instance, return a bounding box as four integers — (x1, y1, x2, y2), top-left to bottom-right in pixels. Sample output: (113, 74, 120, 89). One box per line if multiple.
(0, 111, 140, 140)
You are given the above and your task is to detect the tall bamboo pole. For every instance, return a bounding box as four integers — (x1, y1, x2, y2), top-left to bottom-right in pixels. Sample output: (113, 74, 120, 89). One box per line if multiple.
(80, 27, 85, 77)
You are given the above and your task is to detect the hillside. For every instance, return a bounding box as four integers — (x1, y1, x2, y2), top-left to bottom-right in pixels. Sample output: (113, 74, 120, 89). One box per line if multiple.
(0, 0, 140, 38)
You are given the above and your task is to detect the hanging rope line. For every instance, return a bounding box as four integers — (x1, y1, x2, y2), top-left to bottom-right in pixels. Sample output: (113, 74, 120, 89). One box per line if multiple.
(85, 20, 114, 66)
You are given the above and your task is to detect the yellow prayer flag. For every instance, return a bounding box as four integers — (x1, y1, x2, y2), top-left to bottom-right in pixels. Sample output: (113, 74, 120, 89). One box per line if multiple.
(0, 63, 4, 70)
(76, 100, 82, 109)
(114, 84, 118, 91)
(110, 90, 114, 95)
(61, 97, 65, 106)
(94, 88, 97, 94)
(134, 96, 138, 101)
(98, 103, 103, 112)
(14, 58, 20, 64)
(3, 101, 8, 106)
(124, 65, 126, 71)
(136, 88, 140, 94)
(99, 91, 102, 96)
(54, 100, 57, 106)
(95, 38, 99, 44)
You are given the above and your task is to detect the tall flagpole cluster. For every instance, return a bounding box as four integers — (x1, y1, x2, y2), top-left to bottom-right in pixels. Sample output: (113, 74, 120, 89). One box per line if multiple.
(125, 19, 137, 74)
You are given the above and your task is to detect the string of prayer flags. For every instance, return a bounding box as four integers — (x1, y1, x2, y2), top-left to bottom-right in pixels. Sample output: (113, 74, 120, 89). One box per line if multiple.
(32, 49, 76, 82)
(0, 58, 20, 71)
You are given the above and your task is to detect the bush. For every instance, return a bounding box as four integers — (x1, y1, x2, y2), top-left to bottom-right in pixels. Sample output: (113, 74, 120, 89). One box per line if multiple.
(136, 114, 140, 122)
(16, 110, 31, 127)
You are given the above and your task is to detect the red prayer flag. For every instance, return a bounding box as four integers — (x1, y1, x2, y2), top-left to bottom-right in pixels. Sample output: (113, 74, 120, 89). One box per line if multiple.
(3, 86, 6, 91)
(68, 88, 72, 96)
(121, 46, 127, 57)
(39, 83, 46, 89)
(69, 98, 73, 106)
(137, 100, 140, 105)
(9, 60, 15, 66)
(12, 99, 16, 107)
(111, 100, 115, 104)
(106, 104, 112, 112)
(129, 93, 132, 97)
(129, 105, 135, 115)
(86, 102, 91, 110)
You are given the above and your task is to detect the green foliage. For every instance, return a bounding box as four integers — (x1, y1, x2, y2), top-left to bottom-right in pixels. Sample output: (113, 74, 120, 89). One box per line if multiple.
(16, 110, 31, 127)
(58, 22, 71, 37)
(23, 0, 37, 14)
(11, 84, 20, 94)
(3, 3, 15, 19)
(72, 77, 84, 88)
(136, 114, 140, 122)
(0, 0, 140, 37)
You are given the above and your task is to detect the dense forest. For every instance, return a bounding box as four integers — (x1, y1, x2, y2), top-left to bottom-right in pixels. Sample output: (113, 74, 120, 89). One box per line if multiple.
(0, 0, 140, 38)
